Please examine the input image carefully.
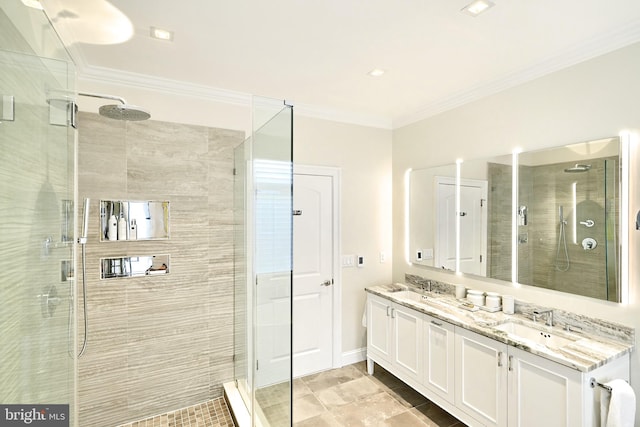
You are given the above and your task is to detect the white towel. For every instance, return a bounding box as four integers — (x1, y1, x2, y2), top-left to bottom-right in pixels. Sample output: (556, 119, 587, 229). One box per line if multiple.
(601, 379, 636, 427)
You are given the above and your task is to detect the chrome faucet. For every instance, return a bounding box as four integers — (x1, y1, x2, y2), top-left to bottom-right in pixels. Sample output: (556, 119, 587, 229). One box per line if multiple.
(421, 280, 432, 293)
(533, 309, 553, 327)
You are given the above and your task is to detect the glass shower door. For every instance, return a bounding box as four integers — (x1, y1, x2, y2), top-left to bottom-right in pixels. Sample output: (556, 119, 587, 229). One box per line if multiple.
(0, 3, 76, 424)
(233, 97, 293, 426)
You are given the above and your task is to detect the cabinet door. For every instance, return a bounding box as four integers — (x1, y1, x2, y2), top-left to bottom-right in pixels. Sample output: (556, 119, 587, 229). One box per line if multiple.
(367, 294, 392, 363)
(392, 304, 422, 380)
(455, 327, 508, 427)
(423, 315, 455, 404)
(508, 347, 582, 427)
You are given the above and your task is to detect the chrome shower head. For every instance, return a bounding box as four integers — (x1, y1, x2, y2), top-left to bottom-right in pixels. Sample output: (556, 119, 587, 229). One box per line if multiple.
(98, 104, 151, 121)
(79, 92, 151, 121)
(564, 164, 591, 173)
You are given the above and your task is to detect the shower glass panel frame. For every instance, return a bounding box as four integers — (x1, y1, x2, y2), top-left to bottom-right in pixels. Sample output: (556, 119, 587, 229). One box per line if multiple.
(234, 97, 293, 426)
(1, 1, 77, 424)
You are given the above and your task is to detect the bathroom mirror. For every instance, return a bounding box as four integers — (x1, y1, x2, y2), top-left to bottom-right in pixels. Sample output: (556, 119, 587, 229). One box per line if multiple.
(100, 254, 170, 279)
(100, 200, 170, 241)
(408, 164, 456, 269)
(516, 137, 620, 301)
(408, 136, 624, 303)
(459, 154, 513, 279)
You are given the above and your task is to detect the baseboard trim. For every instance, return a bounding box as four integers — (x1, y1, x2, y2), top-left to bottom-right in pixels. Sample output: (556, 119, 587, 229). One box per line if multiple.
(341, 347, 367, 366)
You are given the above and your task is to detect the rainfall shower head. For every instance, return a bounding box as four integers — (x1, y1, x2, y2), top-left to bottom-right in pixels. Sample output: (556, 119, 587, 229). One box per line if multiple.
(564, 164, 591, 173)
(98, 104, 151, 121)
(79, 92, 151, 121)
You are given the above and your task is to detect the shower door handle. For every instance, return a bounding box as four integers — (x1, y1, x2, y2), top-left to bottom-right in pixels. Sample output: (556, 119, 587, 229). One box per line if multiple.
(320, 280, 333, 287)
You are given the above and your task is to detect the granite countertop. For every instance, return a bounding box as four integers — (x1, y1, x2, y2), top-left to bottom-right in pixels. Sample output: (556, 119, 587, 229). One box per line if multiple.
(366, 284, 634, 373)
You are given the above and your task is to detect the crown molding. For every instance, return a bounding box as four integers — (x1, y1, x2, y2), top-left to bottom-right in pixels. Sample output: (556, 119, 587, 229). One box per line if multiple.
(78, 65, 393, 129)
(61, 16, 640, 131)
(393, 18, 640, 129)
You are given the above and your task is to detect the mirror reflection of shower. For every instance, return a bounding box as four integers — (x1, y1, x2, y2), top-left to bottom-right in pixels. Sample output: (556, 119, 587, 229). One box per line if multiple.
(554, 205, 570, 271)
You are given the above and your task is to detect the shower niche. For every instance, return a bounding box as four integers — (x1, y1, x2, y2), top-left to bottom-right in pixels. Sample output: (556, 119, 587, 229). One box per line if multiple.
(100, 200, 170, 241)
(101, 254, 170, 279)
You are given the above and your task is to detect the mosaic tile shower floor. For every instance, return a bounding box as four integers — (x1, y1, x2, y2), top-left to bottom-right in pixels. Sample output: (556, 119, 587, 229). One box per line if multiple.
(116, 398, 234, 427)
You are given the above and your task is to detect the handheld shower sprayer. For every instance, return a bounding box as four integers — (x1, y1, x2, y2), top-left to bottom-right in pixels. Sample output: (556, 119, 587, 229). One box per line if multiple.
(80, 198, 90, 243)
(76, 198, 90, 357)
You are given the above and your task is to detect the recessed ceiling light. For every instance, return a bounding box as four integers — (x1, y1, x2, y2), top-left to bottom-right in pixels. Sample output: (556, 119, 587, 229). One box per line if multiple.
(150, 26, 174, 41)
(461, 0, 495, 17)
(21, 0, 43, 10)
(368, 68, 385, 77)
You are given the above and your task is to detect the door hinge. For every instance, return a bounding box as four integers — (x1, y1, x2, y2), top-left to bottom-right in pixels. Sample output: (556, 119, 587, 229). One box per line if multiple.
(480, 199, 485, 207)
(480, 255, 483, 263)
(256, 360, 259, 371)
(233, 168, 237, 176)
(293, 209, 303, 216)
(255, 276, 258, 286)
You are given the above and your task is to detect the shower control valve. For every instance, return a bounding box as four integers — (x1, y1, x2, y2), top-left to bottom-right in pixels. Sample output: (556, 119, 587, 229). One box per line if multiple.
(581, 238, 597, 250)
(579, 219, 595, 227)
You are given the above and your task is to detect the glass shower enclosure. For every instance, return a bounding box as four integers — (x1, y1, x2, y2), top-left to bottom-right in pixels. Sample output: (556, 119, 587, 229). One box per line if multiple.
(233, 97, 293, 426)
(1, 1, 77, 424)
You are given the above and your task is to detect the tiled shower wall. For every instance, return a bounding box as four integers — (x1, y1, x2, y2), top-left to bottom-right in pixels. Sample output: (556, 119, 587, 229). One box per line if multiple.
(77, 112, 244, 426)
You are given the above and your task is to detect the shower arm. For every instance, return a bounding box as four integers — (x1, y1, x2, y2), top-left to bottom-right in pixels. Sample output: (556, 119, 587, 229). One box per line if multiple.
(78, 92, 127, 105)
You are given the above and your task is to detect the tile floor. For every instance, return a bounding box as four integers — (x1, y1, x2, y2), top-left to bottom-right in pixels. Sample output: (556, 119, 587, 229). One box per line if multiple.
(116, 398, 234, 427)
(259, 361, 467, 427)
(118, 361, 466, 427)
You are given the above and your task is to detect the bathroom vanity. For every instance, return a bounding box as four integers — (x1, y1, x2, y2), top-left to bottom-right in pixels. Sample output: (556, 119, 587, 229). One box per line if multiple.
(365, 284, 633, 427)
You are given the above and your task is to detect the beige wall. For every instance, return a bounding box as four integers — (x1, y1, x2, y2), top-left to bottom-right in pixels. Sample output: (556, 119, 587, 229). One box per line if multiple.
(293, 116, 393, 355)
(392, 41, 640, 422)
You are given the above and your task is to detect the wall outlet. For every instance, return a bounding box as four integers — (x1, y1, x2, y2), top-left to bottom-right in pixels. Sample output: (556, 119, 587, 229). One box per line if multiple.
(379, 251, 386, 263)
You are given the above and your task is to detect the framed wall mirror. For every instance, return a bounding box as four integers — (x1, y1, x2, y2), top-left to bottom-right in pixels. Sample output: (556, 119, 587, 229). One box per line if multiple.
(407, 136, 625, 303)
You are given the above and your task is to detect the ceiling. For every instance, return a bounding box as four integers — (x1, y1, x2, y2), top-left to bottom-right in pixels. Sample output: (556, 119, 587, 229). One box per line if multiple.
(42, 0, 640, 128)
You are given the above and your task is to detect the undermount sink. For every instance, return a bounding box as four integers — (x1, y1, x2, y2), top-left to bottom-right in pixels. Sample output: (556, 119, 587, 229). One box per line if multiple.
(493, 320, 578, 350)
(389, 290, 447, 308)
(391, 290, 429, 303)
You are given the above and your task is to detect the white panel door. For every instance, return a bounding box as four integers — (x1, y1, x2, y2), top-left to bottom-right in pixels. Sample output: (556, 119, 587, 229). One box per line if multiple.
(459, 179, 488, 276)
(435, 178, 456, 270)
(292, 173, 334, 377)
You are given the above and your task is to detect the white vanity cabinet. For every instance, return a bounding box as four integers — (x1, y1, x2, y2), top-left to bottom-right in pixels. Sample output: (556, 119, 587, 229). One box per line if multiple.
(423, 314, 456, 405)
(507, 346, 582, 427)
(456, 328, 629, 427)
(366, 293, 423, 382)
(366, 292, 630, 427)
(455, 327, 508, 427)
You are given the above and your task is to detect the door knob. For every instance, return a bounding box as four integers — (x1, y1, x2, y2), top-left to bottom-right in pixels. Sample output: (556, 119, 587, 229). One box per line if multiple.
(320, 280, 332, 286)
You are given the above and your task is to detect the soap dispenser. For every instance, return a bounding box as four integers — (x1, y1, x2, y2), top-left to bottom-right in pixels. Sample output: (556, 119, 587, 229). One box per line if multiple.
(117, 215, 127, 240)
(107, 215, 118, 241)
(129, 218, 137, 240)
